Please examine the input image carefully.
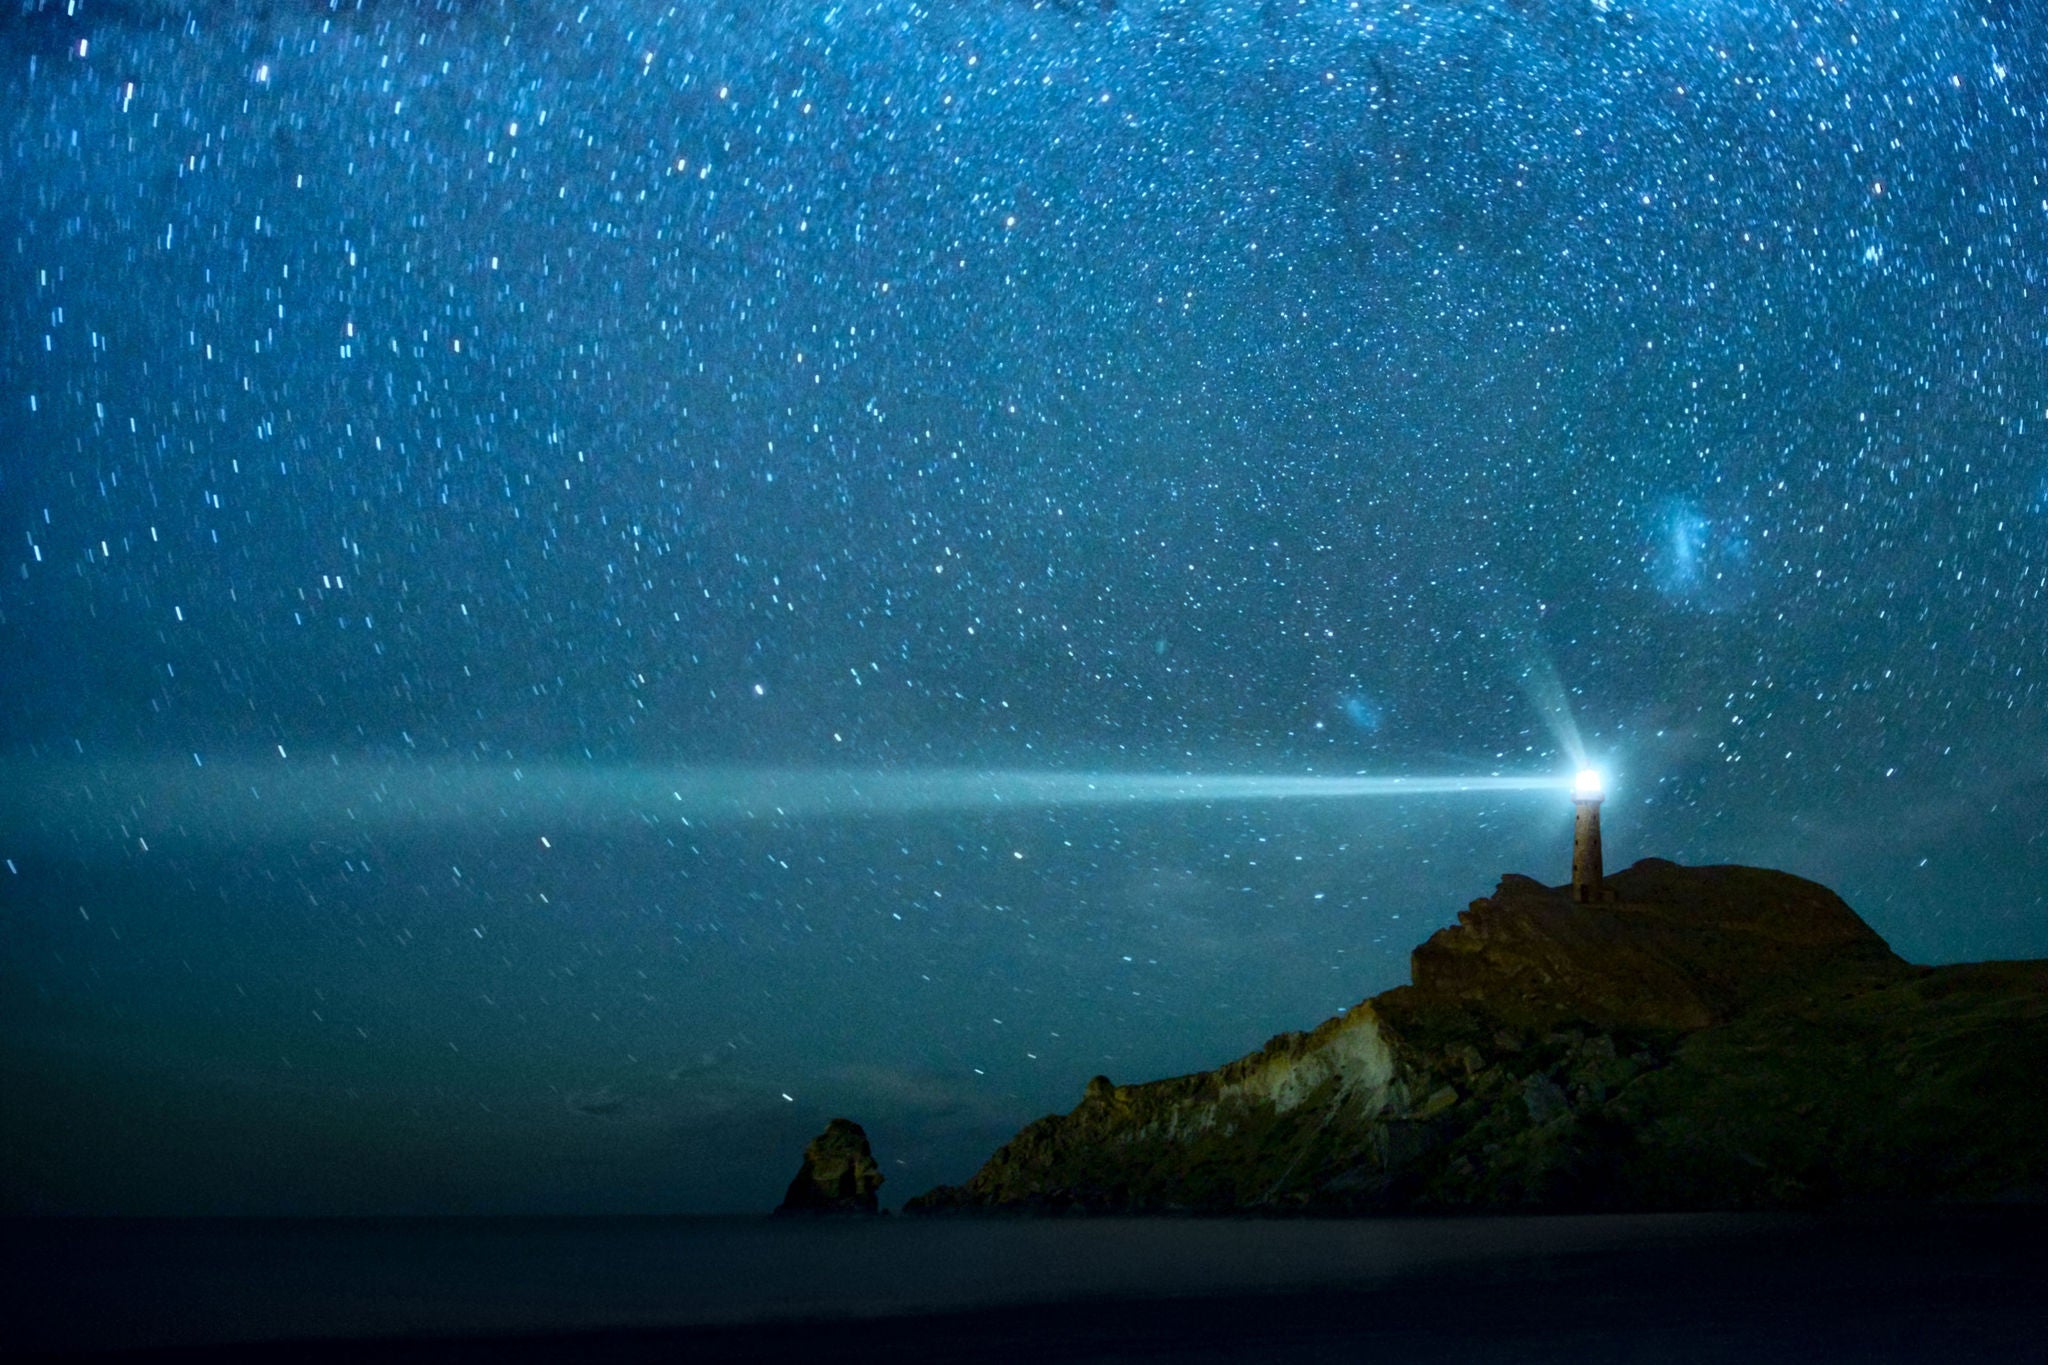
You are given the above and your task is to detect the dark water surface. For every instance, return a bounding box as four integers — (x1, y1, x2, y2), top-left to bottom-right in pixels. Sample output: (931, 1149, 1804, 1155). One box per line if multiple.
(7, 1210, 2046, 1362)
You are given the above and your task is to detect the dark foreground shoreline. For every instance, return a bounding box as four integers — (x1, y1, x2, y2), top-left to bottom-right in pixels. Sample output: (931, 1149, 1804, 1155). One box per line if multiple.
(9, 1207, 2046, 1362)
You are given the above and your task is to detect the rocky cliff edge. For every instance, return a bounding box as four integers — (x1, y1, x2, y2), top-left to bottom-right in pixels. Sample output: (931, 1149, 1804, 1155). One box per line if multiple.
(907, 860, 2048, 1213)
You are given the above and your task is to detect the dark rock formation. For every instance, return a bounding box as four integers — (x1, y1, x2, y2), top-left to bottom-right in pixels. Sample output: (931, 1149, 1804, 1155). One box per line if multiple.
(1409, 861, 1905, 1032)
(908, 861, 2048, 1214)
(774, 1118, 885, 1215)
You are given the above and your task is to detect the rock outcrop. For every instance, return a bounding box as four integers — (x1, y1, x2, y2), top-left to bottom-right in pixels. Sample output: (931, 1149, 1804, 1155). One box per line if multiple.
(908, 860, 2048, 1214)
(774, 1118, 885, 1215)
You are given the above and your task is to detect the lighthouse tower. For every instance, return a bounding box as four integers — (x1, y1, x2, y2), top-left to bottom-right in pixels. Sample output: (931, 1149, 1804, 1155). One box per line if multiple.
(1571, 768, 1613, 904)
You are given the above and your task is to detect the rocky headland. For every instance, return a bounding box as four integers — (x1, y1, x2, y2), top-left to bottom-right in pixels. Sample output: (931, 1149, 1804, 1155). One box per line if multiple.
(907, 860, 2048, 1214)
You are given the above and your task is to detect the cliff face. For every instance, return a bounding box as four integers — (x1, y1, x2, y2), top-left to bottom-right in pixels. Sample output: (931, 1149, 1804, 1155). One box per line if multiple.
(908, 860, 2048, 1214)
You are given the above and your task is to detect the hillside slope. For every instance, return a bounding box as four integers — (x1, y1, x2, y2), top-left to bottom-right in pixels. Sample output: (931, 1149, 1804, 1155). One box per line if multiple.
(908, 860, 2048, 1213)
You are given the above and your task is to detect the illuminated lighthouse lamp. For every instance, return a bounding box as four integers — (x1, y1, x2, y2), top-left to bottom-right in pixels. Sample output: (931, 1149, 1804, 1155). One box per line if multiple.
(1573, 767, 1605, 801)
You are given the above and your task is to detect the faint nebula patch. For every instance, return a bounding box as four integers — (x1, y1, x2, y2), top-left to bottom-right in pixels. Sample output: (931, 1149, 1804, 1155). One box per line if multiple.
(1647, 498, 1753, 611)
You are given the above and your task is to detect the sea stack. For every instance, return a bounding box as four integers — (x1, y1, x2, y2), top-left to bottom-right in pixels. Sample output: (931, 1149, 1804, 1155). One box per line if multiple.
(774, 1118, 885, 1215)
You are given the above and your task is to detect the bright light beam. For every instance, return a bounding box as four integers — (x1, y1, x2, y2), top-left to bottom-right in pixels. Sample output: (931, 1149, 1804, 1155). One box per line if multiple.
(1488, 606, 1590, 769)
(0, 759, 1578, 849)
(1513, 651, 1589, 770)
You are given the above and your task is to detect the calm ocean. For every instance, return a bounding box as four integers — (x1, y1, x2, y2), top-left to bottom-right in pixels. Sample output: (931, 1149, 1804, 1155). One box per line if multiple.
(7, 1210, 2046, 1361)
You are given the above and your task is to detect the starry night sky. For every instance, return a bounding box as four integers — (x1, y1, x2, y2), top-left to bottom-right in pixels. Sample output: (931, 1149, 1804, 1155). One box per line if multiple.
(2, 0, 2044, 1214)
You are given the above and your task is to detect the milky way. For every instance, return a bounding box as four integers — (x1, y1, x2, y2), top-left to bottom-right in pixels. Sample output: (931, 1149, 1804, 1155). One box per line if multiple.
(1, 0, 2043, 1213)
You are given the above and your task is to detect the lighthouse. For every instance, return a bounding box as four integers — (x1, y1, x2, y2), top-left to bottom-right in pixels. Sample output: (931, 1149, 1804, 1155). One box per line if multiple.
(1571, 768, 1612, 903)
